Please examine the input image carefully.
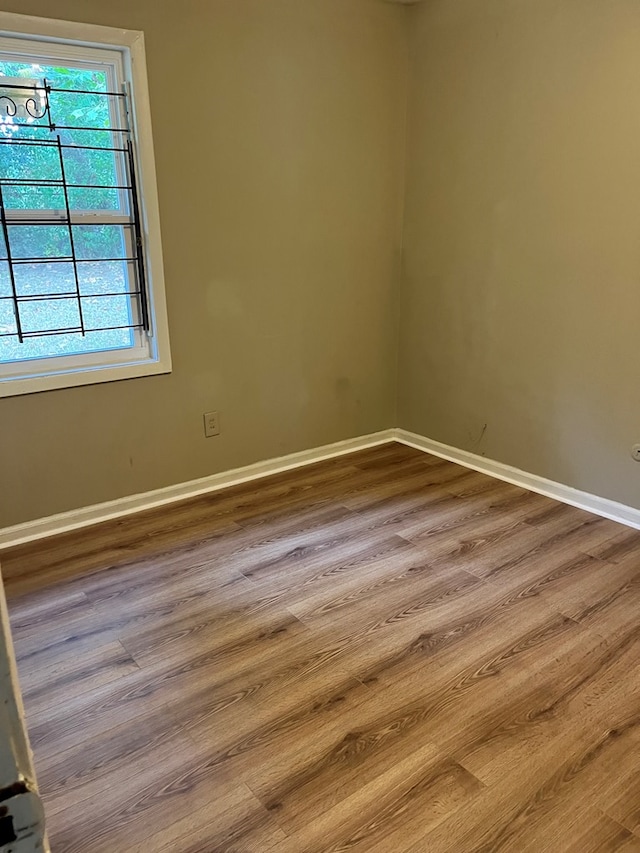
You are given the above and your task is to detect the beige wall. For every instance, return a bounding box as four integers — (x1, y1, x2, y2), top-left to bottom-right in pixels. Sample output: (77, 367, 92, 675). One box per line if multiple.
(6, 0, 640, 528)
(0, 0, 407, 527)
(399, 0, 640, 509)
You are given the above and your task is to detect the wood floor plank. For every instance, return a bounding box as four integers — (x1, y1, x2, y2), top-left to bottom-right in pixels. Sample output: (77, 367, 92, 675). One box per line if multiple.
(583, 522, 640, 563)
(42, 742, 277, 853)
(119, 596, 309, 670)
(237, 533, 417, 607)
(135, 783, 287, 853)
(0, 444, 421, 593)
(407, 789, 640, 853)
(263, 742, 483, 853)
(456, 627, 640, 787)
(243, 607, 582, 835)
(19, 640, 140, 716)
(405, 687, 640, 852)
(518, 810, 640, 853)
(598, 764, 640, 837)
(2, 441, 640, 851)
(188, 673, 373, 788)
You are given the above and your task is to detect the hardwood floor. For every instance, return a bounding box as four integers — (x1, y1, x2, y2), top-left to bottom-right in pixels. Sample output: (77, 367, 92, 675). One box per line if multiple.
(3, 441, 640, 851)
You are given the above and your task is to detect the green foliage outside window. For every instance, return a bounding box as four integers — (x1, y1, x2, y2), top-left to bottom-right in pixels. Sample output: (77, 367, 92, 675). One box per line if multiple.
(0, 59, 134, 362)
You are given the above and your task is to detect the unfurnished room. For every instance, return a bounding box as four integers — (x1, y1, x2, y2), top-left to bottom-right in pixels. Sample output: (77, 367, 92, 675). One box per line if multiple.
(1, 1, 640, 851)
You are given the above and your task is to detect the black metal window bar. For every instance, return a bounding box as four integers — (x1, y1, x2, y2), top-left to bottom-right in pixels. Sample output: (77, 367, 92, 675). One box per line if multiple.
(0, 79, 149, 345)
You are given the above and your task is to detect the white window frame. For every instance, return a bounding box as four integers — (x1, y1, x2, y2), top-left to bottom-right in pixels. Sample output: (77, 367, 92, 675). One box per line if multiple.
(0, 11, 171, 398)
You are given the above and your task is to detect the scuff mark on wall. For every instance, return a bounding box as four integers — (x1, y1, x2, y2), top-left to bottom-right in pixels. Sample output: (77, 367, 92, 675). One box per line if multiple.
(470, 422, 488, 456)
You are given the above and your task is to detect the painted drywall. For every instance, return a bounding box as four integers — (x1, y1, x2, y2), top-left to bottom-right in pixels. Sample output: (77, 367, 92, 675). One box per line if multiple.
(398, 0, 640, 510)
(0, 0, 407, 526)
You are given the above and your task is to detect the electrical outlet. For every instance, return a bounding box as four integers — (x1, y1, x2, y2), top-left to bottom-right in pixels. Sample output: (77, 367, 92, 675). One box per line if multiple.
(632, 444, 640, 462)
(204, 411, 220, 438)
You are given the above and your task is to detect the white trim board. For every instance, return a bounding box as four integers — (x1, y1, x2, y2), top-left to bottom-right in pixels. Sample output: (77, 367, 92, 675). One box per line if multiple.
(2, 426, 639, 549)
(0, 430, 395, 549)
(395, 429, 640, 531)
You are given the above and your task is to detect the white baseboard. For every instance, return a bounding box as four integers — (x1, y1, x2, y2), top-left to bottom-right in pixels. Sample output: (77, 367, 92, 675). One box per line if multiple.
(2, 425, 639, 549)
(0, 430, 395, 549)
(395, 428, 640, 531)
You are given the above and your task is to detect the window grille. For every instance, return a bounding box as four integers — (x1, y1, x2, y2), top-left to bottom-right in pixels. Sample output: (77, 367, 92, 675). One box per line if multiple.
(0, 78, 149, 349)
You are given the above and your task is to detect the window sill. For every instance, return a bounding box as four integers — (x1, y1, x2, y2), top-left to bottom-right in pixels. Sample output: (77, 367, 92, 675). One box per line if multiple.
(0, 355, 172, 398)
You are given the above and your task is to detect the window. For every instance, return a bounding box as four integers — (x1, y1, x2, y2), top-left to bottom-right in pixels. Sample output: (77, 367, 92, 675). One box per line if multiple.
(0, 13, 170, 397)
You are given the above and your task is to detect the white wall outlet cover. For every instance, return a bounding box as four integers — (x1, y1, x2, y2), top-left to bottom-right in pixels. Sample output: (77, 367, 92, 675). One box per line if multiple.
(204, 412, 220, 438)
(631, 444, 640, 462)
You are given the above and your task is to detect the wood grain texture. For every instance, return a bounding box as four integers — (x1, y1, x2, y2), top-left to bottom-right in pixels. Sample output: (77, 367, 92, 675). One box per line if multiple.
(2, 441, 640, 852)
